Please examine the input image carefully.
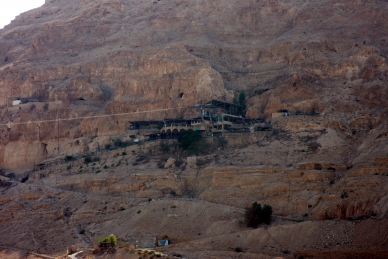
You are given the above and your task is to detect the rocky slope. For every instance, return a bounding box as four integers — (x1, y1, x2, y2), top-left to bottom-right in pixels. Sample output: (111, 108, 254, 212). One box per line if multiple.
(0, 0, 387, 170)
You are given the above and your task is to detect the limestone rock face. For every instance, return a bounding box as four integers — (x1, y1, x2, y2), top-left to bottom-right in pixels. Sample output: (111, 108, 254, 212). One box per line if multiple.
(0, 0, 387, 170)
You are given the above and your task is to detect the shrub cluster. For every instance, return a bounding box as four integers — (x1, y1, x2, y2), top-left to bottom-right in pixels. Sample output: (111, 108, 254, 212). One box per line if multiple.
(245, 202, 272, 228)
(112, 138, 131, 148)
(84, 156, 100, 165)
(64, 155, 76, 162)
(98, 234, 117, 248)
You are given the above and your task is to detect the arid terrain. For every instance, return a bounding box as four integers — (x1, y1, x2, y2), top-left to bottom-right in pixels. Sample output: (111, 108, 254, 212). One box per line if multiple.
(1, 0, 388, 258)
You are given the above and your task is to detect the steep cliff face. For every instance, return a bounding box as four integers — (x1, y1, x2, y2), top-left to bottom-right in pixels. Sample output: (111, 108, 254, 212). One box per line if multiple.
(0, 0, 387, 168)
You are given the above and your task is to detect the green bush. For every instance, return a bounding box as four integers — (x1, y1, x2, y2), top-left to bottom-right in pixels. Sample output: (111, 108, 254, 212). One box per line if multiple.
(178, 129, 202, 150)
(187, 139, 210, 155)
(245, 202, 272, 228)
(97, 234, 117, 247)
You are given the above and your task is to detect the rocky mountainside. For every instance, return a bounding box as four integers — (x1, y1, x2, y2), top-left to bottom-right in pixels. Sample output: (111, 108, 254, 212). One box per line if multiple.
(1, 0, 388, 258)
(0, 0, 387, 170)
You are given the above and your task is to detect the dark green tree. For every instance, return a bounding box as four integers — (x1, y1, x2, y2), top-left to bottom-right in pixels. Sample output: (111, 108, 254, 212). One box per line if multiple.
(238, 90, 246, 106)
(178, 129, 202, 150)
(244, 202, 272, 228)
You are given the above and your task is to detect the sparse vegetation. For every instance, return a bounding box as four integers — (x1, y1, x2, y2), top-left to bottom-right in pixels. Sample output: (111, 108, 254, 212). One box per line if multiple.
(84, 156, 100, 165)
(65, 155, 76, 162)
(245, 202, 272, 228)
(159, 141, 170, 152)
(113, 138, 131, 148)
(217, 138, 228, 148)
(235, 247, 243, 253)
